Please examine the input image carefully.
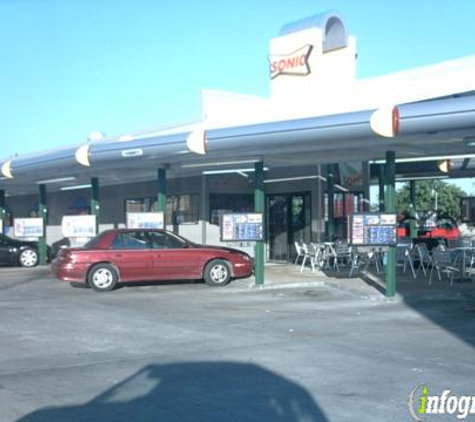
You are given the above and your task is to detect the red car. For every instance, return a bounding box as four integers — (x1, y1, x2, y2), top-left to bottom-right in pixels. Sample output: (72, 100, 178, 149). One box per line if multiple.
(418, 218, 461, 241)
(397, 217, 461, 243)
(52, 229, 253, 292)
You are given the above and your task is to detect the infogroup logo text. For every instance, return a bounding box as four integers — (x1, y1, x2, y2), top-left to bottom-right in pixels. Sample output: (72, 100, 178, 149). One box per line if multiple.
(408, 384, 475, 420)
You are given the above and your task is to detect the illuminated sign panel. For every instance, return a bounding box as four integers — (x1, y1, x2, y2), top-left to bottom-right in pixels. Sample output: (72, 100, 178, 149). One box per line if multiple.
(221, 213, 263, 242)
(349, 213, 397, 246)
(126, 212, 164, 229)
(62, 215, 96, 238)
(14, 218, 44, 238)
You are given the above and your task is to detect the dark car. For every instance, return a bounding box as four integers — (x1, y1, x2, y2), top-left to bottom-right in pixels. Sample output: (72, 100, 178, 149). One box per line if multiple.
(0, 233, 47, 267)
(52, 229, 254, 292)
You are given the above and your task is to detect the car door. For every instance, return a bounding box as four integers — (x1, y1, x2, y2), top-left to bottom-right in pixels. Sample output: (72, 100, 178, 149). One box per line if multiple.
(107, 231, 155, 281)
(149, 231, 201, 280)
(0, 235, 15, 266)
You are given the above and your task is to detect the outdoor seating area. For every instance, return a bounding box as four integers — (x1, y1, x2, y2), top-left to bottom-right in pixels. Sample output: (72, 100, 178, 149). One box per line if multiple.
(294, 238, 475, 286)
(295, 240, 384, 277)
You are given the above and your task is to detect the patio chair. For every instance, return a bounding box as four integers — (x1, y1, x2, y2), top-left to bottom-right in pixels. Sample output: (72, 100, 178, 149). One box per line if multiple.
(414, 242, 433, 277)
(334, 242, 352, 268)
(429, 249, 460, 286)
(348, 246, 381, 276)
(310, 243, 326, 269)
(396, 244, 417, 279)
(453, 246, 475, 282)
(299, 243, 316, 272)
(294, 240, 305, 265)
(322, 242, 339, 271)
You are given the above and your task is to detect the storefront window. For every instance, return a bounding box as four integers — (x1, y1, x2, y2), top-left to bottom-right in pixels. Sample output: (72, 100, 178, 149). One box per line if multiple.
(209, 194, 254, 225)
(125, 195, 199, 226)
(125, 198, 150, 213)
(324, 192, 362, 240)
(158, 195, 199, 225)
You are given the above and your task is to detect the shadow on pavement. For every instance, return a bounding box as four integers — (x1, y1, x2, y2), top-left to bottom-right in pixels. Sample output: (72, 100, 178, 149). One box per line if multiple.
(0, 267, 51, 292)
(17, 362, 328, 422)
(345, 265, 475, 351)
(401, 277, 475, 350)
(300, 260, 475, 351)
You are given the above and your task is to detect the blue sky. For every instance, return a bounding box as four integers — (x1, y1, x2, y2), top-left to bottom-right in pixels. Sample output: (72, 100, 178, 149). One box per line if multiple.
(1, 0, 475, 194)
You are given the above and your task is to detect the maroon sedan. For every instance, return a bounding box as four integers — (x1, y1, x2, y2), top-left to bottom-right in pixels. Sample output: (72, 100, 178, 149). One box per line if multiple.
(52, 229, 253, 292)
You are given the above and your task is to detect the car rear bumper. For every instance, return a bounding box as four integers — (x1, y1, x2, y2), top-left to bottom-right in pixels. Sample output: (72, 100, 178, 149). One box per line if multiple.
(51, 259, 87, 283)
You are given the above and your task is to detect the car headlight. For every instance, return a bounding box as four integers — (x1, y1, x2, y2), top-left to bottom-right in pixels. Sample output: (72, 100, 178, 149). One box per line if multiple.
(241, 254, 251, 261)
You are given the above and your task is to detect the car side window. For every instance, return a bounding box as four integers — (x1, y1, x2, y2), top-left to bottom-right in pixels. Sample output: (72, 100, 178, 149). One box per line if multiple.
(149, 232, 186, 249)
(111, 232, 150, 249)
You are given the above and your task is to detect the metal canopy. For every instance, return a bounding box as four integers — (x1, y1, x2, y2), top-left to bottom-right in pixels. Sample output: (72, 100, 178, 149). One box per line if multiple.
(1, 94, 475, 196)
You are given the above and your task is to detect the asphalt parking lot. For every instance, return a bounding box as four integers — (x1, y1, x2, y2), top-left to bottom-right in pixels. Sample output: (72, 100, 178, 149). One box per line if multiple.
(1, 266, 475, 421)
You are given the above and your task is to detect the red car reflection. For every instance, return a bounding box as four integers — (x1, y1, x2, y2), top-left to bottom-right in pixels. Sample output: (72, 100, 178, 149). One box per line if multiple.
(52, 229, 253, 292)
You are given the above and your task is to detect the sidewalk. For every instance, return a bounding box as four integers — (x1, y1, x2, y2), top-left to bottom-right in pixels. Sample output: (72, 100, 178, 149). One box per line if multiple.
(229, 262, 475, 303)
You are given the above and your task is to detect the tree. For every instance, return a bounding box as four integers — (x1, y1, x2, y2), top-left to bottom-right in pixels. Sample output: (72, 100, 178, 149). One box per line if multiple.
(396, 180, 466, 221)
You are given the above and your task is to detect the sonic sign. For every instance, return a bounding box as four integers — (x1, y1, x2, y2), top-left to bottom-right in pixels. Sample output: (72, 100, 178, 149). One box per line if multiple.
(269, 44, 313, 79)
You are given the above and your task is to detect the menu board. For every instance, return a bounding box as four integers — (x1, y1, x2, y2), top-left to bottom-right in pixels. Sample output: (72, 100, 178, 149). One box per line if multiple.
(349, 213, 397, 246)
(127, 212, 164, 229)
(14, 218, 44, 238)
(221, 213, 263, 242)
(62, 215, 97, 238)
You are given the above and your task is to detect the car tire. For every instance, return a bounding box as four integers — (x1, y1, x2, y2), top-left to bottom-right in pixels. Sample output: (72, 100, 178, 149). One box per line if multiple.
(18, 248, 39, 267)
(87, 264, 118, 292)
(204, 259, 231, 287)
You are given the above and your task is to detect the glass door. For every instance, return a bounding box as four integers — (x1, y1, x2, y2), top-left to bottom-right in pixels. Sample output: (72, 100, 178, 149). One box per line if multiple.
(266, 192, 311, 262)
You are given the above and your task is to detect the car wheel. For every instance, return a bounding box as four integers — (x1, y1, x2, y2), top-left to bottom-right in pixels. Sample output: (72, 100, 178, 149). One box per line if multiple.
(18, 248, 39, 267)
(204, 259, 231, 286)
(88, 264, 118, 292)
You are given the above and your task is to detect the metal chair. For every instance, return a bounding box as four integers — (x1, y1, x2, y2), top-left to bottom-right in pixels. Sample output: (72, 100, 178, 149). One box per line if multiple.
(299, 243, 316, 272)
(322, 242, 339, 271)
(332, 242, 352, 272)
(396, 244, 417, 279)
(349, 246, 381, 276)
(294, 240, 305, 266)
(429, 249, 460, 285)
(310, 243, 326, 270)
(414, 243, 433, 277)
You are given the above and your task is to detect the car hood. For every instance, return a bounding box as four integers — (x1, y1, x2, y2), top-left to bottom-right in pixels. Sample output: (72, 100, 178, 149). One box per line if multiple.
(11, 239, 38, 248)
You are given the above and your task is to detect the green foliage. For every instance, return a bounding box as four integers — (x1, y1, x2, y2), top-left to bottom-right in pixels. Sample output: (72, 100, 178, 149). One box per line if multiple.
(396, 180, 466, 220)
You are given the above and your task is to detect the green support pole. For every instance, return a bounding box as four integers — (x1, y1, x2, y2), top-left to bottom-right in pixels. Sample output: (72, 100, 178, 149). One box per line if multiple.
(254, 161, 265, 286)
(385, 151, 397, 297)
(362, 161, 370, 212)
(157, 168, 167, 228)
(409, 180, 417, 239)
(0, 190, 6, 233)
(378, 164, 385, 212)
(38, 184, 48, 265)
(327, 164, 335, 241)
(91, 177, 100, 235)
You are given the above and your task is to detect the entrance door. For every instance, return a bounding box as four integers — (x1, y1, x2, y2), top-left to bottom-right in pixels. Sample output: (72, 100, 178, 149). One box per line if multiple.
(266, 192, 311, 262)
